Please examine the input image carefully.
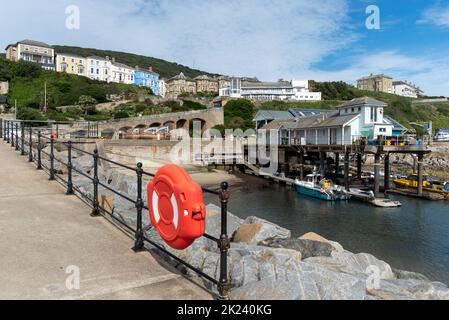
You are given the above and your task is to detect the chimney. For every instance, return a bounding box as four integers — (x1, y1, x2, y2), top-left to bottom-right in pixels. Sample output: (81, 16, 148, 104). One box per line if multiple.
(149, 65, 153, 72)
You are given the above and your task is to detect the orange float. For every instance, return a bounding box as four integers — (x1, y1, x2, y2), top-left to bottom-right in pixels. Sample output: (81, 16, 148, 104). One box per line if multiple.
(147, 164, 206, 250)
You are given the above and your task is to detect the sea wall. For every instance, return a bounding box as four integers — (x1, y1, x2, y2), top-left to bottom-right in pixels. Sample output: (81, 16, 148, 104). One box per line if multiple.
(68, 154, 449, 300)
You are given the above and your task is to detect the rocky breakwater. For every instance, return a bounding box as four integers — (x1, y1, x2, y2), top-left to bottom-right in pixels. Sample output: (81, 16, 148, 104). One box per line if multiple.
(67, 159, 449, 300)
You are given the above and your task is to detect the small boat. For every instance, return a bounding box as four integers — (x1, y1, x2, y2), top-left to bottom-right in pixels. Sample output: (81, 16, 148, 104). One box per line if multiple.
(434, 129, 449, 142)
(295, 174, 351, 201)
(371, 198, 402, 208)
(393, 174, 449, 199)
(348, 188, 402, 207)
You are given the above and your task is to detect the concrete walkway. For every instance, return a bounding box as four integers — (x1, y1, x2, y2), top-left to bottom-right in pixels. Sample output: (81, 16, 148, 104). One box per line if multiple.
(0, 141, 212, 300)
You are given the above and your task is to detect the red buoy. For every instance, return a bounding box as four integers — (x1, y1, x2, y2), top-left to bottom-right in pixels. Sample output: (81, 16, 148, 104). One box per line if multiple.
(147, 164, 206, 250)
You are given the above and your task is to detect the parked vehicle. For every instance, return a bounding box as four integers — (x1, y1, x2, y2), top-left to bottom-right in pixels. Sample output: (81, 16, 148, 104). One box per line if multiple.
(434, 129, 449, 142)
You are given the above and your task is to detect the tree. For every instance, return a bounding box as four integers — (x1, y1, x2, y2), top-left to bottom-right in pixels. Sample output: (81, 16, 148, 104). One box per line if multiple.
(77, 95, 97, 115)
(224, 99, 255, 131)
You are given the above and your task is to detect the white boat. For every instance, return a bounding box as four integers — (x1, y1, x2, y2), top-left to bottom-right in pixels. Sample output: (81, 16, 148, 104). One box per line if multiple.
(348, 188, 402, 207)
(295, 174, 351, 201)
(434, 129, 449, 142)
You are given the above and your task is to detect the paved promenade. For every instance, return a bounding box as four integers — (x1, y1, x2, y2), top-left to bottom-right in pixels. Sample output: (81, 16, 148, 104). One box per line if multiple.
(0, 141, 211, 300)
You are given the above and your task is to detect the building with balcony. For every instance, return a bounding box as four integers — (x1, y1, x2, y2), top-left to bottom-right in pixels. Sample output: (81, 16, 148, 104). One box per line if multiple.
(134, 66, 160, 95)
(392, 80, 423, 98)
(110, 60, 135, 85)
(219, 78, 321, 101)
(56, 53, 87, 77)
(5, 40, 55, 70)
(357, 73, 393, 94)
(87, 56, 112, 82)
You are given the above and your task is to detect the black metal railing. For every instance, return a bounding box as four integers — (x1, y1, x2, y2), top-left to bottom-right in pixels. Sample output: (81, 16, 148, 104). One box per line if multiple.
(1, 119, 231, 299)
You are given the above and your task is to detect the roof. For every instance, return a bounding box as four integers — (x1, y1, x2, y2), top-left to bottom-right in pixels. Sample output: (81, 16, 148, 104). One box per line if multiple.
(168, 72, 194, 81)
(261, 119, 295, 130)
(337, 97, 388, 109)
(195, 75, 212, 80)
(135, 67, 159, 77)
(384, 115, 406, 132)
(6, 40, 53, 50)
(112, 61, 134, 70)
(284, 111, 359, 130)
(242, 81, 292, 89)
(392, 80, 422, 92)
(253, 110, 295, 122)
(289, 108, 333, 118)
(87, 55, 110, 61)
(57, 52, 85, 59)
(357, 73, 392, 81)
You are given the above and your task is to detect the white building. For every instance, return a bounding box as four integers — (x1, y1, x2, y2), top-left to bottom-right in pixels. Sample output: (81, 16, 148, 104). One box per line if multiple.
(158, 79, 167, 98)
(392, 80, 423, 98)
(110, 61, 135, 84)
(219, 78, 321, 101)
(0, 81, 9, 95)
(87, 56, 112, 82)
(261, 97, 394, 145)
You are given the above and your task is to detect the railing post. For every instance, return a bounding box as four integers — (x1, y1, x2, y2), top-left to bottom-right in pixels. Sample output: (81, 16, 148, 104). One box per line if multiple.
(37, 130, 42, 170)
(11, 122, 15, 148)
(133, 162, 145, 252)
(49, 135, 55, 180)
(28, 127, 33, 162)
(218, 181, 230, 300)
(15, 123, 19, 151)
(6, 121, 10, 143)
(20, 122, 25, 156)
(91, 148, 100, 217)
(66, 141, 74, 195)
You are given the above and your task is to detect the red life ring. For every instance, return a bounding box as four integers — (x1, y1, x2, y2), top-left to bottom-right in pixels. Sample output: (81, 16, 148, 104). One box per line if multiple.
(147, 164, 206, 250)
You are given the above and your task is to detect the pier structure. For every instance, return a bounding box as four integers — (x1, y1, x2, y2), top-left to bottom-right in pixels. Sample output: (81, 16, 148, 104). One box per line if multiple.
(276, 143, 430, 198)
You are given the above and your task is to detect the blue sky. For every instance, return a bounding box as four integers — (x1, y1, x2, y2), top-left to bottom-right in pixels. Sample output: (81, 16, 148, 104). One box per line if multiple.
(1, 0, 449, 96)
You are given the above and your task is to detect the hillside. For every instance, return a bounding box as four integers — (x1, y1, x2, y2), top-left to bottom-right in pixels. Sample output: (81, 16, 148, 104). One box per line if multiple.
(53, 45, 218, 79)
(258, 81, 449, 131)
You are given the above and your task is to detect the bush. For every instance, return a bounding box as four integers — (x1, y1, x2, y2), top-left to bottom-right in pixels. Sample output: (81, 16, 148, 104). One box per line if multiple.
(17, 107, 47, 121)
(114, 110, 130, 119)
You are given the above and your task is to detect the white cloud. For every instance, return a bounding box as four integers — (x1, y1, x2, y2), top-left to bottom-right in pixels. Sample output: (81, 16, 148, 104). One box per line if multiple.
(0, 0, 354, 80)
(302, 51, 449, 97)
(419, 3, 449, 28)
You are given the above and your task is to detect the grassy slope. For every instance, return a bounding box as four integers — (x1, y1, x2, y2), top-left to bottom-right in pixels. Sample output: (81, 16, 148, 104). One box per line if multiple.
(53, 45, 218, 79)
(258, 82, 449, 130)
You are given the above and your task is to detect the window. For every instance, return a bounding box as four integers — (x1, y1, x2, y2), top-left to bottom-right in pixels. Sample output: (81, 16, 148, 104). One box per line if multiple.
(71, 66, 74, 72)
(62, 57, 66, 62)
(351, 108, 355, 112)
(379, 128, 386, 133)
(96, 69, 99, 75)
(91, 68, 94, 74)
(78, 66, 84, 74)
(71, 59, 75, 63)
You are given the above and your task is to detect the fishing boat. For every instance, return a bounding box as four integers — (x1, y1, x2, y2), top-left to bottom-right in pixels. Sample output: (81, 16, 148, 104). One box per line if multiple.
(295, 174, 351, 201)
(393, 174, 449, 199)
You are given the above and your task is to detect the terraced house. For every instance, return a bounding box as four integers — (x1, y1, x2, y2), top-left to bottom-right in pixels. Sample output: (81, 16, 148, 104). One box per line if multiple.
(87, 56, 112, 82)
(134, 66, 160, 95)
(5, 39, 55, 70)
(194, 75, 219, 93)
(165, 72, 197, 99)
(56, 53, 87, 76)
(110, 59, 135, 85)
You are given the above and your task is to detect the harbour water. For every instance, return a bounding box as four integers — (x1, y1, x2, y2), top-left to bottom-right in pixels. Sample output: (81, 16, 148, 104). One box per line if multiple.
(207, 182, 449, 284)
